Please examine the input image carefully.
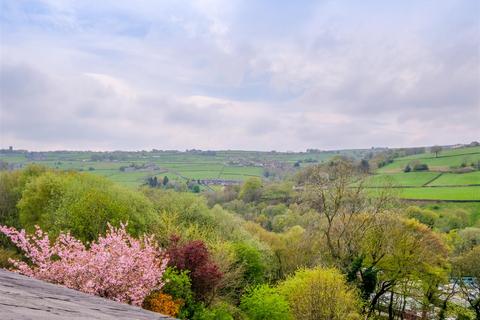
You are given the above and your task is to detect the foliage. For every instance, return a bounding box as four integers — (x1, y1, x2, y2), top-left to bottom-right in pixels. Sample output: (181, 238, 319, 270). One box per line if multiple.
(0, 165, 47, 246)
(456, 227, 480, 252)
(208, 241, 250, 304)
(144, 189, 273, 259)
(0, 247, 19, 268)
(278, 267, 360, 320)
(161, 267, 198, 319)
(0, 171, 23, 228)
(444, 303, 476, 320)
(146, 176, 159, 187)
(357, 213, 449, 316)
(413, 163, 429, 171)
(0, 223, 168, 306)
(452, 245, 480, 317)
(162, 267, 194, 302)
(299, 159, 397, 266)
(167, 235, 223, 304)
(431, 145, 443, 157)
(240, 285, 292, 320)
(205, 185, 239, 206)
(143, 292, 182, 317)
(17, 171, 159, 242)
(244, 222, 317, 279)
(405, 206, 439, 228)
(239, 177, 263, 202)
(233, 242, 266, 286)
(2, 152, 476, 318)
(192, 302, 236, 320)
(143, 189, 221, 244)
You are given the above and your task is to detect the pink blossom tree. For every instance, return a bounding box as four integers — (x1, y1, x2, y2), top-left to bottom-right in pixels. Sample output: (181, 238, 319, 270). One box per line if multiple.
(0, 223, 168, 306)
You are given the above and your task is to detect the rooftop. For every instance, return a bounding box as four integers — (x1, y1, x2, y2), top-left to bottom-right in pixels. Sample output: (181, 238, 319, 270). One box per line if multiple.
(0, 269, 176, 320)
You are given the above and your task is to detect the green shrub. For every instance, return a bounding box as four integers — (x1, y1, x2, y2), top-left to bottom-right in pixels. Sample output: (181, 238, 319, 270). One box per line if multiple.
(405, 206, 438, 228)
(457, 227, 480, 252)
(0, 165, 48, 248)
(192, 302, 236, 320)
(261, 204, 287, 218)
(233, 242, 266, 286)
(142, 189, 214, 229)
(436, 209, 470, 231)
(413, 163, 429, 171)
(162, 267, 197, 319)
(278, 267, 360, 320)
(18, 171, 159, 242)
(0, 247, 20, 268)
(240, 285, 292, 320)
(239, 177, 263, 202)
(163, 267, 193, 301)
(0, 165, 47, 229)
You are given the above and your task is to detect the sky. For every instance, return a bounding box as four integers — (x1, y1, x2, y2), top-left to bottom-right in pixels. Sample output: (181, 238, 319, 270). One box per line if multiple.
(0, 0, 479, 151)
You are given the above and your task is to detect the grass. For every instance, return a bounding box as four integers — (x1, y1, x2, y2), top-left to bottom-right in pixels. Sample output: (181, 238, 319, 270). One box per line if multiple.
(3, 147, 478, 199)
(378, 154, 480, 173)
(400, 146, 480, 160)
(397, 186, 480, 201)
(378, 146, 480, 173)
(97, 171, 151, 188)
(221, 166, 264, 176)
(419, 202, 480, 226)
(0, 150, 307, 188)
(427, 171, 480, 186)
(365, 172, 440, 187)
(177, 171, 223, 179)
(370, 146, 480, 201)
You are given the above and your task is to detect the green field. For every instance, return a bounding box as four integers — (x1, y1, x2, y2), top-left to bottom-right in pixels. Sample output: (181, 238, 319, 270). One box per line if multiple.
(399, 146, 480, 160)
(1, 149, 355, 188)
(371, 146, 480, 201)
(365, 172, 440, 187)
(378, 146, 480, 173)
(3, 146, 479, 201)
(398, 186, 480, 201)
(428, 171, 480, 186)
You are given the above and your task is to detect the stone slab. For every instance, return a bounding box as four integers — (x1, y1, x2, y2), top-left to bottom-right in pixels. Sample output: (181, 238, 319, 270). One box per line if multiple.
(0, 269, 176, 320)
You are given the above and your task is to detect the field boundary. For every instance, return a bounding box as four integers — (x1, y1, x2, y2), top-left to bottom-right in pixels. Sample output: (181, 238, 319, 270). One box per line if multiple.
(363, 184, 480, 189)
(422, 173, 443, 186)
(392, 151, 480, 162)
(402, 199, 480, 203)
(217, 165, 225, 179)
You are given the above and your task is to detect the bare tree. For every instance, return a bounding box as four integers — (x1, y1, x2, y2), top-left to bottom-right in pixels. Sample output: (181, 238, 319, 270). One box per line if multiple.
(430, 145, 442, 158)
(299, 158, 397, 267)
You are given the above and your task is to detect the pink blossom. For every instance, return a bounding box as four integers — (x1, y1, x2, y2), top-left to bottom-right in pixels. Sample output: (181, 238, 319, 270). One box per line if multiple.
(0, 223, 168, 306)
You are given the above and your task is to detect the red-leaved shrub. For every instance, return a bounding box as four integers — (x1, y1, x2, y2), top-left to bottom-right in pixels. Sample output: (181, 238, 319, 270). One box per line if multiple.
(167, 235, 222, 303)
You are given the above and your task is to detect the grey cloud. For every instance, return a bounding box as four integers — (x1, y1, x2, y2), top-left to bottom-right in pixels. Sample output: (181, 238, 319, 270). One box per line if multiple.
(1, 1, 479, 151)
(0, 63, 50, 109)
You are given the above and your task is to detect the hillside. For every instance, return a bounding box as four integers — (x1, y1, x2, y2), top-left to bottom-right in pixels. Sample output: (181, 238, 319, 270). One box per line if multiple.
(0, 149, 368, 188)
(1, 154, 479, 319)
(369, 146, 480, 201)
(377, 146, 480, 173)
(2, 146, 479, 200)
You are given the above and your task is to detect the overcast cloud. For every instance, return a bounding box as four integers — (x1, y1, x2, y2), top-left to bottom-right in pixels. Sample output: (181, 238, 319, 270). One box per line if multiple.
(0, 0, 479, 151)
